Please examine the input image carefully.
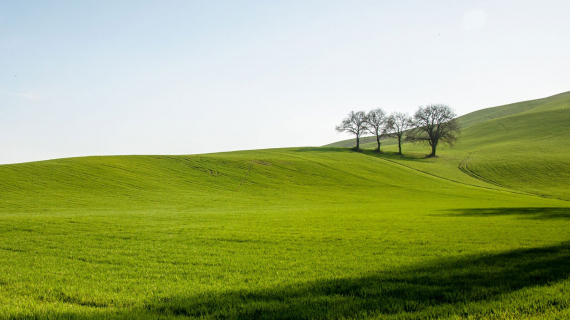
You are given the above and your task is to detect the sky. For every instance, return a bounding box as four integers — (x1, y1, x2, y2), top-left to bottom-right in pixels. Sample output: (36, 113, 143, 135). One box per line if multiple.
(1, 0, 570, 164)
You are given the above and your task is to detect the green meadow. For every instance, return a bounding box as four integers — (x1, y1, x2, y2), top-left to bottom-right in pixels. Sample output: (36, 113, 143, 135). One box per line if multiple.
(1, 92, 570, 319)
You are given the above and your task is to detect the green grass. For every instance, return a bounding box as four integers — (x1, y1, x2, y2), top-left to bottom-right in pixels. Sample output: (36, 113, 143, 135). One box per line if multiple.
(1, 92, 570, 319)
(330, 91, 570, 200)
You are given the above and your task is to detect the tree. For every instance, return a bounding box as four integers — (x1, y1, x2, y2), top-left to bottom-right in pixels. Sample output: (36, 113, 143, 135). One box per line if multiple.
(364, 108, 388, 152)
(336, 111, 368, 151)
(406, 104, 460, 157)
(386, 112, 413, 155)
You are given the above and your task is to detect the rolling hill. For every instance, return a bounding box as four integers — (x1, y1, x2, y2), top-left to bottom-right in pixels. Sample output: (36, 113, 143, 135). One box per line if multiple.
(326, 91, 570, 201)
(0, 92, 569, 319)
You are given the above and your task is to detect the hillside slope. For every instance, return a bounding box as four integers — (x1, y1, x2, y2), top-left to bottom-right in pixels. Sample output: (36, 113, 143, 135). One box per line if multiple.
(1, 147, 569, 319)
(0, 148, 533, 213)
(327, 91, 570, 149)
(326, 91, 570, 200)
(325, 135, 392, 148)
(457, 91, 570, 128)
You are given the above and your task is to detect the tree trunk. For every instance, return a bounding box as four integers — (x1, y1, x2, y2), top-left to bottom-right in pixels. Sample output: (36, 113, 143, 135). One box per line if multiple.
(376, 135, 381, 152)
(429, 144, 437, 157)
(355, 135, 360, 150)
(398, 136, 402, 154)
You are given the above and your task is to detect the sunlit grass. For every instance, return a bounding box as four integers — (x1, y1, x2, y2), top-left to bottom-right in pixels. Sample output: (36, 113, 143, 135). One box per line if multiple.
(1, 91, 570, 319)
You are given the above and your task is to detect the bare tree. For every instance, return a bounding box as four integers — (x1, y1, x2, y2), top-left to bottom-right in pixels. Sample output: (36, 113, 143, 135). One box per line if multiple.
(386, 112, 413, 155)
(365, 108, 388, 152)
(335, 111, 368, 150)
(406, 104, 460, 157)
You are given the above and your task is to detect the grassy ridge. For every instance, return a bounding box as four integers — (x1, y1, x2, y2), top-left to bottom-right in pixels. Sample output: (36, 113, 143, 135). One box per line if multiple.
(457, 91, 570, 127)
(1, 147, 570, 319)
(0, 148, 530, 212)
(328, 91, 570, 200)
(326, 90, 570, 149)
(325, 136, 391, 148)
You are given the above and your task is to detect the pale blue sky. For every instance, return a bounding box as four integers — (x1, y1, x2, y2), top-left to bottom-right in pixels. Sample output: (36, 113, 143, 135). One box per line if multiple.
(1, 0, 569, 164)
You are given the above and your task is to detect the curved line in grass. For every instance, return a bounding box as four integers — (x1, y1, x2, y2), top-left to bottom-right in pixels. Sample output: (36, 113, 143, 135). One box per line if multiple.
(361, 151, 563, 201)
(457, 156, 568, 202)
(235, 162, 253, 191)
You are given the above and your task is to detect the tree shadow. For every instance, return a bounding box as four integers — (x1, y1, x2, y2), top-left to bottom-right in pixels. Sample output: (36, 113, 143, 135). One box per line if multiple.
(362, 149, 426, 161)
(14, 243, 570, 319)
(137, 243, 570, 319)
(295, 148, 429, 161)
(443, 207, 570, 220)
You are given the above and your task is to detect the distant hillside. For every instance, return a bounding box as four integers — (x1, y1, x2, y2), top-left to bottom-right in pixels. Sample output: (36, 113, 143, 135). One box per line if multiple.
(324, 91, 570, 200)
(325, 136, 395, 148)
(457, 91, 570, 128)
(325, 91, 570, 150)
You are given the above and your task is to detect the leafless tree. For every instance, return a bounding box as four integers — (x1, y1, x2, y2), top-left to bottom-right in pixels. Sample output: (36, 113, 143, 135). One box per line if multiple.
(406, 104, 460, 157)
(386, 112, 413, 155)
(335, 111, 368, 150)
(365, 108, 388, 152)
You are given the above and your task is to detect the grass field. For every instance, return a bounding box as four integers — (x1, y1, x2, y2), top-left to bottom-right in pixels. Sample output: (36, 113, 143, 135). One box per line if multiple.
(1, 92, 570, 319)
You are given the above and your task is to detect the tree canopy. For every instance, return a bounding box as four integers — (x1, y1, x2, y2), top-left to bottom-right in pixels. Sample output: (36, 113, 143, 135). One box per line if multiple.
(335, 111, 368, 151)
(386, 112, 413, 155)
(406, 104, 460, 157)
(365, 109, 388, 152)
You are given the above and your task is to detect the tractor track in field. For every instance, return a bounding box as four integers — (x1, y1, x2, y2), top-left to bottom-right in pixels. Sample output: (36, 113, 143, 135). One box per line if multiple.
(235, 162, 253, 191)
(495, 120, 508, 132)
(457, 156, 569, 202)
(487, 116, 509, 132)
(370, 154, 568, 201)
(369, 155, 523, 194)
(458, 157, 506, 189)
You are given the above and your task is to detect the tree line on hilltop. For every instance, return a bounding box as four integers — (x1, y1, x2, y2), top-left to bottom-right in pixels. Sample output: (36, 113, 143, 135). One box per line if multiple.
(336, 104, 460, 157)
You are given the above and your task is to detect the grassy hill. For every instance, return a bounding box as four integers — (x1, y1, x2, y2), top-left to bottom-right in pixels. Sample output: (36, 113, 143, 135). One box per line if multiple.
(325, 135, 392, 148)
(1, 93, 570, 319)
(326, 91, 570, 200)
(457, 90, 570, 128)
(326, 90, 570, 148)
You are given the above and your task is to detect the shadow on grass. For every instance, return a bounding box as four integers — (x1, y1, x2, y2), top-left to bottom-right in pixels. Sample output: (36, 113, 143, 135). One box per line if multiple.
(296, 147, 431, 162)
(443, 207, 570, 220)
(362, 149, 426, 161)
(17, 243, 570, 319)
(138, 243, 570, 319)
